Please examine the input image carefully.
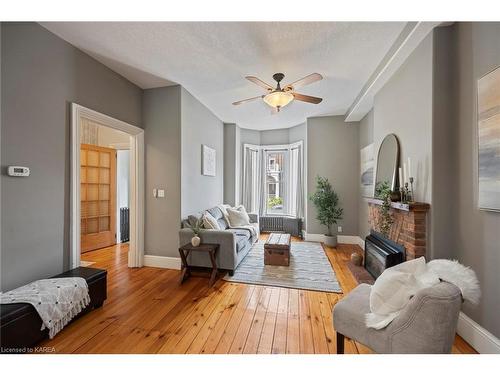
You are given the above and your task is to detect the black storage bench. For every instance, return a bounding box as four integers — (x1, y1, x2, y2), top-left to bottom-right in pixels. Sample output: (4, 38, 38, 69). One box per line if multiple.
(0, 267, 107, 351)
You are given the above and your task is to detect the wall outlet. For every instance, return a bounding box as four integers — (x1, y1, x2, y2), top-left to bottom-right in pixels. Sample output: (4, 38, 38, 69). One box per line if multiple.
(337, 226, 343, 233)
(158, 189, 165, 198)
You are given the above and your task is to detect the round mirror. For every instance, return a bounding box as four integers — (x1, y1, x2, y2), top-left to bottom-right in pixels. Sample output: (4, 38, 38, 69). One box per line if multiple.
(374, 134, 400, 198)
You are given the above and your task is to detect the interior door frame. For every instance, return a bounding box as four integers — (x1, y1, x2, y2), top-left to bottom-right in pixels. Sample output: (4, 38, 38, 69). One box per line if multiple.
(70, 103, 144, 269)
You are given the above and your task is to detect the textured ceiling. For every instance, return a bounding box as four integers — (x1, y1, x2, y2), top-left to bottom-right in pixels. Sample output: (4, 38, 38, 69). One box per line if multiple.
(41, 22, 406, 130)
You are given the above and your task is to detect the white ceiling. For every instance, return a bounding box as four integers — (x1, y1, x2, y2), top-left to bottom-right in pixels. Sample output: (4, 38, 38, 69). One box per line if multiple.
(41, 22, 406, 130)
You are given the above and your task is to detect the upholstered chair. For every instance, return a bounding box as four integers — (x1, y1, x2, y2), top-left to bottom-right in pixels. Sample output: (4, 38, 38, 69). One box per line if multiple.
(332, 282, 463, 354)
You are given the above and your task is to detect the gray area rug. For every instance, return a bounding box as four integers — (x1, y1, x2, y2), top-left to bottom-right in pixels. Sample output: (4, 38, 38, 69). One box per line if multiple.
(223, 241, 342, 293)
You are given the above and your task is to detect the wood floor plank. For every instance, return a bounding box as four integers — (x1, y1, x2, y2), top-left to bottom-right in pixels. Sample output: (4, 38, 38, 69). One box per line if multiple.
(200, 286, 256, 354)
(298, 290, 315, 353)
(186, 284, 244, 354)
(286, 289, 300, 354)
(271, 288, 289, 354)
(308, 291, 330, 354)
(227, 286, 264, 353)
(242, 287, 273, 353)
(213, 286, 262, 354)
(257, 287, 281, 354)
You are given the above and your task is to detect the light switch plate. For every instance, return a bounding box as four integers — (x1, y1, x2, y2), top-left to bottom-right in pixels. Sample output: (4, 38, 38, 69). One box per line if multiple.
(158, 189, 165, 198)
(153, 188, 157, 198)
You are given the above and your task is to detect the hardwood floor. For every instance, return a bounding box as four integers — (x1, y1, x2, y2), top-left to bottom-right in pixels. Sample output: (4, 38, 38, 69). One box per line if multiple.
(42, 237, 476, 354)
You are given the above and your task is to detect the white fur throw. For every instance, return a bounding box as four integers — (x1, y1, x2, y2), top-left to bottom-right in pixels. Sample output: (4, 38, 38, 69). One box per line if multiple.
(365, 257, 480, 330)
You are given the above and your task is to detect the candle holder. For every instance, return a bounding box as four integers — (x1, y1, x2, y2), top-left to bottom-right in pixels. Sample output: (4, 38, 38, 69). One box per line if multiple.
(408, 177, 415, 203)
(404, 182, 410, 204)
(400, 186, 407, 203)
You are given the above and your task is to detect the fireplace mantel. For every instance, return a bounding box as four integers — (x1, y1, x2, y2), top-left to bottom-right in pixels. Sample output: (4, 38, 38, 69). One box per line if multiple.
(366, 198, 430, 212)
(367, 198, 430, 260)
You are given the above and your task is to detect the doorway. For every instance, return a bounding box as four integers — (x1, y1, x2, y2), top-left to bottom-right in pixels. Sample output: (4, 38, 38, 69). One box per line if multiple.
(71, 104, 144, 269)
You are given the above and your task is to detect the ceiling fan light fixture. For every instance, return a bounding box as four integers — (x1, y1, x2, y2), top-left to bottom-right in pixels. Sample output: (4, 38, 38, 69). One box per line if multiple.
(263, 91, 294, 109)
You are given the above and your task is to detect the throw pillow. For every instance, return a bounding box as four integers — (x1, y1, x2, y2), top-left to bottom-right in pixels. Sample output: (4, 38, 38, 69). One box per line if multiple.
(226, 205, 251, 227)
(202, 212, 220, 230)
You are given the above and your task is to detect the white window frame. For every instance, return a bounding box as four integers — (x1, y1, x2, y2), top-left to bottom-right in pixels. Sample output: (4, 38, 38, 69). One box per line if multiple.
(243, 141, 303, 217)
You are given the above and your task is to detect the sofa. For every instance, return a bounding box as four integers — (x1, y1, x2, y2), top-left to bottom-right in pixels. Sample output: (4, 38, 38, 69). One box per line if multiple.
(179, 206, 259, 274)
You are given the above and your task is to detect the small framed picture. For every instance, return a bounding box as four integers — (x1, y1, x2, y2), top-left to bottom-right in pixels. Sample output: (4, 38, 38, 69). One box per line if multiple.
(202, 144, 216, 176)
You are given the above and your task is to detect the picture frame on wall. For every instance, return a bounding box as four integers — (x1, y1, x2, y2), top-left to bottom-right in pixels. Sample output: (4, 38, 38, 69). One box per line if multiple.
(202, 144, 216, 176)
(477, 65, 500, 212)
(360, 143, 375, 197)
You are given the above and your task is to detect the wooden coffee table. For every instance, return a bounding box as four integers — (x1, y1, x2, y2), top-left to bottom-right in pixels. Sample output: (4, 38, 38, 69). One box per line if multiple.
(264, 233, 291, 266)
(178, 243, 219, 287)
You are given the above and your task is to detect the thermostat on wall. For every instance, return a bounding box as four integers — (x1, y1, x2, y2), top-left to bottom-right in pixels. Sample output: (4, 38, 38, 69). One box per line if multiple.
(7, 166, 30, 177)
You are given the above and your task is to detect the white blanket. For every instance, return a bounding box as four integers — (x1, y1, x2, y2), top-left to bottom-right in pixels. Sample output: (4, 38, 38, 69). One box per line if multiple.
(366, 257, 480, 329)
(0, 277, 90, 339)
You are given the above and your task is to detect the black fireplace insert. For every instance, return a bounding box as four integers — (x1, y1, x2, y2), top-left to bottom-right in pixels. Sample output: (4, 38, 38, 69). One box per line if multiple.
(364, 230, 405, 279)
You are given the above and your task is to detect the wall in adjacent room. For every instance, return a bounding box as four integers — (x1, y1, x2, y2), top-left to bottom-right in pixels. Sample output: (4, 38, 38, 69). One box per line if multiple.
(453, 22, 500, 338)
(358, 110, 374, 239)
(306, 116, 359, 236)
(1, 23, 142, 292)
(142, 86, 181, 259)
(181, 88, 224, 216)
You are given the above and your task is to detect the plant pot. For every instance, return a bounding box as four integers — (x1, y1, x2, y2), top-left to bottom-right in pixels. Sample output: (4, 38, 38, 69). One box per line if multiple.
(323, 235, 337, 248)
(191, 235, 201, 247)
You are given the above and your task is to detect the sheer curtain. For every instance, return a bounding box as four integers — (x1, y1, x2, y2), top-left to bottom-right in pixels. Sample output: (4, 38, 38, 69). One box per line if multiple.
(242, 145, 259, 214)
(289, 142, 304, 218)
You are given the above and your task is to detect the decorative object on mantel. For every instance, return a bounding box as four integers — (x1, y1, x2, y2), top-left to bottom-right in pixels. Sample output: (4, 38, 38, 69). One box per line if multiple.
(367, 198, 430, 260)
(374, 134, 400, 199)
(190, 218, 203, 247)
(201, 144, 216, 176)
(309, 176, 343, 247)
(398, 157, 415, 203)
(477, 65, 500, 212)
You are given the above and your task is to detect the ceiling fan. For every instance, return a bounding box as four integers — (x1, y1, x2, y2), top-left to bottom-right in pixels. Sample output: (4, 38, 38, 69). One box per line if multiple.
(233, 72, 323, 113)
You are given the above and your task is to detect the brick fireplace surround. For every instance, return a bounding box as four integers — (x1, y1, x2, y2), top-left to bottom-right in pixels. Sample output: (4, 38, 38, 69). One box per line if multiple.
(367, 198, 430, 260)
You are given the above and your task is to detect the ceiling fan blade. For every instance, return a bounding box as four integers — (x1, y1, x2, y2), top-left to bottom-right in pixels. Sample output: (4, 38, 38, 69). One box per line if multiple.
(293, 92, 323, 104)
(232, 95, 264, 106)
(246, 76, 274, 91)
(286, 73, 323, 90)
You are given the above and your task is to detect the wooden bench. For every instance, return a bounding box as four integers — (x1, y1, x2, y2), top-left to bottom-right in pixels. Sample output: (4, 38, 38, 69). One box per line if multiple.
(264, 233, 291, 266)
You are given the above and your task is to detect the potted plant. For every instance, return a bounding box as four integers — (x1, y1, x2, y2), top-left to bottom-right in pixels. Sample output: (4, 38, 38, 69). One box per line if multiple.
(309, 176, 343, 247)
(190, 218, 203, 247)
(375, 181, 393, 237)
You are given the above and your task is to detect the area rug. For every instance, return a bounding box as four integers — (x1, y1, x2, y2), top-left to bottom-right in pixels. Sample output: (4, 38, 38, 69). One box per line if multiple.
(223, 241, 342, 293)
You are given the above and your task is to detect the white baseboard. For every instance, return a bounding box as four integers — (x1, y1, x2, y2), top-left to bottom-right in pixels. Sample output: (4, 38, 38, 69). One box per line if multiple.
(457, 312, 500, 354)
(143, 255, 181, 270)
(304, 233, 364, 248)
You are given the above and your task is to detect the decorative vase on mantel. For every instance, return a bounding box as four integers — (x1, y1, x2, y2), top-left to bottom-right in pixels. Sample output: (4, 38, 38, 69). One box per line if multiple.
(191, 235, 201, 247)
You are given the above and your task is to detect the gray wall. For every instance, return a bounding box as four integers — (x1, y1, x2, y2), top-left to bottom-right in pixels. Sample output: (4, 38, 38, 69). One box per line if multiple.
(181, 88, 224, 216)
(307, 116, 359, 236)
(373, 33, 434, 204)
(142, 86, 181, 258)
(358, 110, 374, 238)
(260, 128, 290, 145)
(1, 23, 143, 291)
(453, 22, 500, 338)
(223, 123, 239, 206)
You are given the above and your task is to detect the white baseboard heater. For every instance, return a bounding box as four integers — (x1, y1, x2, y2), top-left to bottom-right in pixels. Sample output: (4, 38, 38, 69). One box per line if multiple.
(260, 216, 303, 238)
